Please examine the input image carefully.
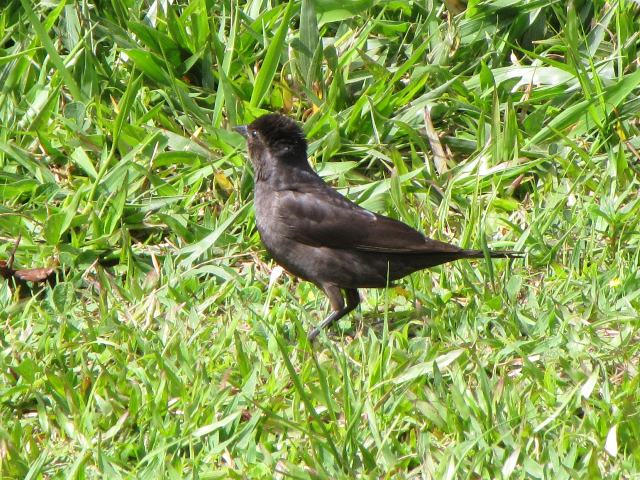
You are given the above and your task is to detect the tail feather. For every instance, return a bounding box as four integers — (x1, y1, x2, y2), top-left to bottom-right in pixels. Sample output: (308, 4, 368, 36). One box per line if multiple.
(463, 249, 525, 259)
(405, 248, 524, 271)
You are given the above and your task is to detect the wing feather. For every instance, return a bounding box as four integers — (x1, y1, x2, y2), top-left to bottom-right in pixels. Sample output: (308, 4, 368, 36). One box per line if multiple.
(275, 186, 462, 254)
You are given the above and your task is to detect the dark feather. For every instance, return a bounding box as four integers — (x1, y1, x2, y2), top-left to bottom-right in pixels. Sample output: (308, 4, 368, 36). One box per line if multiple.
(275, 186, 463, 254)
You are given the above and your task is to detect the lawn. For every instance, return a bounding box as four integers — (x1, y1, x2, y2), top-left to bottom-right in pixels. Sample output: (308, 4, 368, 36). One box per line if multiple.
(1, 0, 640, 478)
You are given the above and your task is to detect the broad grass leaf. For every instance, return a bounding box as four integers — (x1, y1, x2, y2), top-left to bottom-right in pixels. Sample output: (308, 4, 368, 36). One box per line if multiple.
(51, 282, 75, 314)
(250, 2, 295, 108)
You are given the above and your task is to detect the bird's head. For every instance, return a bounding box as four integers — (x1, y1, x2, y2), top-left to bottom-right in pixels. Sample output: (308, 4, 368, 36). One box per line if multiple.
(235, 113, 308, 180)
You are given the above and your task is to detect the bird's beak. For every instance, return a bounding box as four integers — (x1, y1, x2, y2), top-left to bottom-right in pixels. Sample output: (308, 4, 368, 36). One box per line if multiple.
(234, 125, 248, 138)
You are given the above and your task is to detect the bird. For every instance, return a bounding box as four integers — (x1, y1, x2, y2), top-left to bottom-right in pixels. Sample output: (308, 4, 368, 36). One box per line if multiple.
(235, 113, 522, 340)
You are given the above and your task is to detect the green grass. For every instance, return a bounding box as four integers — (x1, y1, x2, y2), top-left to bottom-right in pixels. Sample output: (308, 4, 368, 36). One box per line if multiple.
(1, 0, 640, 478)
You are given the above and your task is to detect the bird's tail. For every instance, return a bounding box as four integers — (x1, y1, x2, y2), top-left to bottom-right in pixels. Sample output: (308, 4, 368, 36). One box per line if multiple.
(410, 248, 524, 270)
(463, 249, 525, 259)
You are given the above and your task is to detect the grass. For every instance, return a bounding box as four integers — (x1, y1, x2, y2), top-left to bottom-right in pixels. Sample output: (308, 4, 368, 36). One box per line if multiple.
(1, 0, 640, 478)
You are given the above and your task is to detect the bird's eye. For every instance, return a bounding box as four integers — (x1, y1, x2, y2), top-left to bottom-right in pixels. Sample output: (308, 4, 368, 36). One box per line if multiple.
(251, 130, 258, 138)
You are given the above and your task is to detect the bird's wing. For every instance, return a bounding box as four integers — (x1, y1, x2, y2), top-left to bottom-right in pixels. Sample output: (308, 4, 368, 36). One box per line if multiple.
(275, 186, 462, 254)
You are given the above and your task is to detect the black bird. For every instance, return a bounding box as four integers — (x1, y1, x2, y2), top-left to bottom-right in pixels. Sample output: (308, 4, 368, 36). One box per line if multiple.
(235, 113, 522, 340)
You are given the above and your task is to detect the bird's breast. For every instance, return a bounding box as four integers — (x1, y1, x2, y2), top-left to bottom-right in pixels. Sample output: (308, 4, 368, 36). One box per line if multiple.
(253, 186, 283, 249)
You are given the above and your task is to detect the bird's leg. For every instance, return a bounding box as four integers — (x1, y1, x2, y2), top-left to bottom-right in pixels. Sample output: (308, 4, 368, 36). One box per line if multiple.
(308, 286, 360, 341)
(344, 288, 360, 313)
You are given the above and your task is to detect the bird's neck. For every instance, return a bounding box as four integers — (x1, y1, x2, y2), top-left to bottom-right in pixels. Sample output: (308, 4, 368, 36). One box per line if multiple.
(255, 162, 321, 191)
